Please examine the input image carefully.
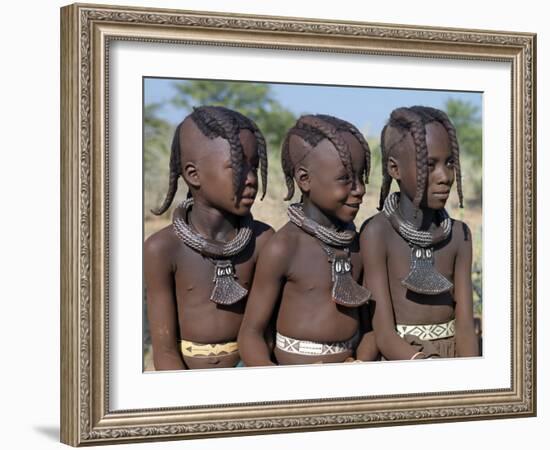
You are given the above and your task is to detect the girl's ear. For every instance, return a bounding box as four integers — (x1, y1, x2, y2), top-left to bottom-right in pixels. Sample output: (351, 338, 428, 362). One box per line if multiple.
(182, 162, 200, 189)
(295, 165, 310, 193)
(387, 156, 400, 180)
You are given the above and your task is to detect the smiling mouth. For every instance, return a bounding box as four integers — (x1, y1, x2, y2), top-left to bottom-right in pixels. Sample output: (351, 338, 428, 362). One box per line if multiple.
(344, 203, 361, 209)
(239, 195, 256, 205)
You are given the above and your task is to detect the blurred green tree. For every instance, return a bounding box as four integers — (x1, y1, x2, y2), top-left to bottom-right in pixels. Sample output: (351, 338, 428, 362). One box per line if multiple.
(144, 103, 173, 216)
(445, 99, 482, 206)
(445, 99, 483, 318)
(171, 80, 296, 154)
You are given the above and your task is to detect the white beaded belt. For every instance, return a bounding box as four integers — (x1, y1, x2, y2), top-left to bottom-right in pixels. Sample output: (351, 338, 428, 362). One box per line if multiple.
(396, 319, 455, 341)
(275, 331, 359, 356)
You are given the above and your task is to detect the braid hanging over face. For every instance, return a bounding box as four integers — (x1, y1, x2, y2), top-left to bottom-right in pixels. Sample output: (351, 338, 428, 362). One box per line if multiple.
(152, 105, 268, 215)
(410, 106, 464, 208)
(281, 114, 371, 201)
(150, 121, 184, 216)
(378, 105, 463, 211)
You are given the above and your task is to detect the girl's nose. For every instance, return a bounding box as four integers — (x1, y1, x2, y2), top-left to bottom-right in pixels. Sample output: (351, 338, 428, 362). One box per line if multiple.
(244, 167, 258, 185)
(436, 165, 453, 185)
(351, 177, 365, 196)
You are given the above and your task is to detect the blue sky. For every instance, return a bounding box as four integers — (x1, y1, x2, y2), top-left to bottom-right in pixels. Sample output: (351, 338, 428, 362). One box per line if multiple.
(144, 77, 482, 138)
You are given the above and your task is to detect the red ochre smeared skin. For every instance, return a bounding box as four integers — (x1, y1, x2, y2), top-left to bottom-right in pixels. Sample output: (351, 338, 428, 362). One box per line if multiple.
(144, 113, 273, 370)
(361, 116, 479, 360)
(238, 119, 379, 366)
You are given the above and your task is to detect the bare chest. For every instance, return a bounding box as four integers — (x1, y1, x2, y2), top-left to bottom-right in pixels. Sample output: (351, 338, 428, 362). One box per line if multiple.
(287, 237, 362, 293)
(172, 244, 256, 306)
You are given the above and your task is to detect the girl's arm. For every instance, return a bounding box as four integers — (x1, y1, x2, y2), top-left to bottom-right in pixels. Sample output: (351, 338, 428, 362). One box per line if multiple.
(453, 222, 479, 357)
(144, 233, 187, 370)
(238, 235, 289, 366)
(356, 303, 379, 361)
(361, 218, 421, 360)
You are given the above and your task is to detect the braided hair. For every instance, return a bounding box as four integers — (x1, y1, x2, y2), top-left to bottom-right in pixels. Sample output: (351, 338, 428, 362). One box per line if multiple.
(152, 105, 268, 215)
(281, 114, 371, 201)
(378, 106, 463, 211)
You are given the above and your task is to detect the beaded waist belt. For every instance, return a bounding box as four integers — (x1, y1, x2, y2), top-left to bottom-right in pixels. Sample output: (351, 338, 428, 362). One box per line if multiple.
(275, 331, 359, 356)
(179, 339, 238, 357)
(396, 319, 455, 341)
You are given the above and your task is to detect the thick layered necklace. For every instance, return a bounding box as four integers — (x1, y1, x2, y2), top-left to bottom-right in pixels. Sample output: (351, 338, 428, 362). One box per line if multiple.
(287, 203, 370, 307)
(172, 198, 253, 305)
(383, 192, 453, 295)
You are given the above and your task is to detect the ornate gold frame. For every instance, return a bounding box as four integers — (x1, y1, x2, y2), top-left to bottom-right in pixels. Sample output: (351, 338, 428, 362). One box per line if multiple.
(60, 3, 536, 446)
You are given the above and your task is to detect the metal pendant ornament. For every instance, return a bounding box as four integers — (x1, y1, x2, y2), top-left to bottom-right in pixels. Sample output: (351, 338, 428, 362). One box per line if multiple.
(383, 192, 453, 295)
(327, 251, 371, 307)
(172, 198, 252, 305)
(402, 246, 453, 295)
(210, 260, 248, 305)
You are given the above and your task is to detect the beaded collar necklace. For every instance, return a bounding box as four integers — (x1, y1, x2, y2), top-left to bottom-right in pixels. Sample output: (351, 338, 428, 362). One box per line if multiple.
(172, 198, 252, 305)
(383, 192, 453, 295)
(287, 203, 370, 307)
(286, 202, 356, 247)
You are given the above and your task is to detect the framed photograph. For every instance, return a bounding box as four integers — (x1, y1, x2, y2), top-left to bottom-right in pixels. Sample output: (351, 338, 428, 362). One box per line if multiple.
(60, 3, 536, 446)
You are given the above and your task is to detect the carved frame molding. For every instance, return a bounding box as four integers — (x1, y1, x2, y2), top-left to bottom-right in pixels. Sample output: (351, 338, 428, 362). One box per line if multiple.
(61, 3, 536, 446)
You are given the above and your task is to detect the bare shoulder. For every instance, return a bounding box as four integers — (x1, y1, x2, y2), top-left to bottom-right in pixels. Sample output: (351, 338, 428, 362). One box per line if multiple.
(259, 222, 297, 262)
(359, 212, 389, 240)
(252, 219, 275, 248)
(450, 219, 473, 244)
(143, 225, 178, 262)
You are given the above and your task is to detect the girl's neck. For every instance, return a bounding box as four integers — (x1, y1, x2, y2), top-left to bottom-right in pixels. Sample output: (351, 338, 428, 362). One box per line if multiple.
(398, 192, 435, 231)
(188, 198, 239, 241)
(302, 197, 346, 230)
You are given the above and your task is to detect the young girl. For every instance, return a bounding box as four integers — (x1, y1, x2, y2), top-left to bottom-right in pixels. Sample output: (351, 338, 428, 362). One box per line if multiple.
(144, 106, 273, 370)
(360, 106, 479, 360)
(238, 114, 378, 366)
